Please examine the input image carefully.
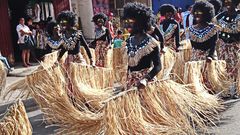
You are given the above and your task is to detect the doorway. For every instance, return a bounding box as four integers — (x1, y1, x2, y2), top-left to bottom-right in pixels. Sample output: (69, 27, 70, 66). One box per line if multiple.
(8, 0, 29, 62)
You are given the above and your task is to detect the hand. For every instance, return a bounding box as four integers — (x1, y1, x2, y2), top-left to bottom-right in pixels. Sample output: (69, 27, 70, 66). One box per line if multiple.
(90, 59, 95, 67)
(137, 78, 147, 90)
(175, 47, 179, 52)
(28, 31, 32, 35)
(53, 61, 59, 68)
(160, 49, 166, 54)
(206, 57, 212, 63)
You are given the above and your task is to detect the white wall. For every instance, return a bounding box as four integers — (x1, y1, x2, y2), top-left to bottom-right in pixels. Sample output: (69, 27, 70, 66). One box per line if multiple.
(71, 0, 95, 40)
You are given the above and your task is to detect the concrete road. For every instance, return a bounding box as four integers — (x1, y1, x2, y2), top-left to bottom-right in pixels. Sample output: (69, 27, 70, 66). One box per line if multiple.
(209, 99, 240, 135)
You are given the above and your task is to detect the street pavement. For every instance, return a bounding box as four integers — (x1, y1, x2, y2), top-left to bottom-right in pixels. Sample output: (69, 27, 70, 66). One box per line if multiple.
(1, 63, 240, 134)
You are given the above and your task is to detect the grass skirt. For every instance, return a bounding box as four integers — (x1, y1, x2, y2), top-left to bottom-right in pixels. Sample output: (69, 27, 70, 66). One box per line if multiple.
(184, 60, 232, 95)
(0, 101, 32, 135)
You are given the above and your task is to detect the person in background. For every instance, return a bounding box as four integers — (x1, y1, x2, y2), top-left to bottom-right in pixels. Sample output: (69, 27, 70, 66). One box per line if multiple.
(0, 51, 14, 72)
(113, 30, 124, 48)
(147, 15, 165, 53)
(91, 12, 112, 67)
(16, 17, 32, 67)
(56, 11, 93, 66)
(208, 0, 223, 15)
(188, 1, 218, 62)
(159, 4, 180, 52)
(214, 0, 240, 98)
(181, 5, 194, 39)
(175, 7, 183, 27)
(26, 17, 37, 63)
(106, 12, 115, 40)
(45, 21, 63, 54)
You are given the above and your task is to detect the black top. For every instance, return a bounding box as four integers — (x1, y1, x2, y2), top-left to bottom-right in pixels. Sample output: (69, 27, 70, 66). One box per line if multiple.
(188, 24, 219, 59)
(150, 26, 164, 50)
(159, 19, 180, 49)
(58, 30, 92, 60)
(127, 35, 161, 80)
(90, 27, 111, 48)
(95, 27, 111, 43)
(215, 10, 240, 43)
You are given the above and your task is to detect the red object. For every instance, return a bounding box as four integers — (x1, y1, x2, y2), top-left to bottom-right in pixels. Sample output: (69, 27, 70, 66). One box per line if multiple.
(175, 13, 182, 23)
(52, 0, 70, 17)
(0, 0, 14, 58)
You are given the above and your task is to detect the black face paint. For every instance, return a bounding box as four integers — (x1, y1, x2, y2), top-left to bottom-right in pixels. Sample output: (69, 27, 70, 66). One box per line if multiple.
(124, 19, 135, 33)
(194, 10, 204, 24)
(96, 19, 104, 26)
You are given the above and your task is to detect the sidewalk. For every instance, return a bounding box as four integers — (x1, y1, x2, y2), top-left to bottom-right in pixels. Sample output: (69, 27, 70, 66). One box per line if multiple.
(0, 63, 39, 105)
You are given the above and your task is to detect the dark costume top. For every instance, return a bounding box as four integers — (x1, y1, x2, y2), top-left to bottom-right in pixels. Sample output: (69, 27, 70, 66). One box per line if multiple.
(188, 24, 219, 59)
(150, 26, 164, 50)
(58, 30, 92, 60)
(126, 35, 161, 80)
(94, 27, 111, 44)
(215, 10, 240, 43)
(159, 19, 180, 49)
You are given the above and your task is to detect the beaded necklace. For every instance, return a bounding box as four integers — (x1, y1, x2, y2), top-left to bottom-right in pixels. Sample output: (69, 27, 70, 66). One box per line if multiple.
(159, 23, 177, 41)
(216, 11, 240, 34)
(127, 36, 150, 57)
(189, 24, 219, 43)
(62, 30, 81, 50)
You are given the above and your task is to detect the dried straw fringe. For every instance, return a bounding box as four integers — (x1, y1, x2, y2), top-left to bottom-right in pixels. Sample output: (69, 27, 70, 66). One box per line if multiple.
(2, 50, 69, 101)
(184, 60, 232, 95)
(157, 48, 176, 80)
(80, 47, 96, 65)
(26, 66, 104, 134)
(0, 61, 7, 96)
(171, 40, 192, 82)
(69, 63, 114, 111)
(0, 100, 32, 135)
(104, 89, 185, 135)
(27, 65, 220, 134)
(42, 50, 68, 68)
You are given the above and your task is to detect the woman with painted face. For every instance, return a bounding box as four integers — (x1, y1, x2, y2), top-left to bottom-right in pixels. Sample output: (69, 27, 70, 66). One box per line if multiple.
(123, 2, 161, 89)
(159, 4, 180, 52)
(56, 11, 93, 66)
(45, 21, 64, 54)
(215, 0, 240, 81)
(188, 1, 219, 62)
(208, 0, 223, 15)
(91, 13, 111, 67)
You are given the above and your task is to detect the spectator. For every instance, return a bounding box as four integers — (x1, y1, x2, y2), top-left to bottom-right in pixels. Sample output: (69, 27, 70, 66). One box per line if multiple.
(0, 51, 14, 72)
(16, 17, 32, 67)
(181, 5, 194, 39)
(106, 12, 115, 40)
(175, 7, 183, 28)
(113, 30, 123, 48)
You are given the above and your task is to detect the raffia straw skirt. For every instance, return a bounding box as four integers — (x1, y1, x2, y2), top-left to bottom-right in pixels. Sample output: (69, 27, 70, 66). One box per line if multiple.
(217, 39, 240, 81)
(184, 60, 232, 95)
(0, 101, 32, 135)
(16, 64, 222, 134)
